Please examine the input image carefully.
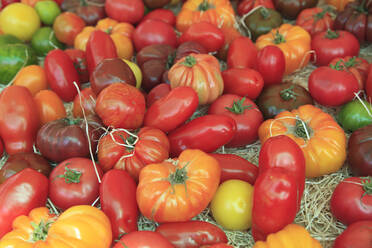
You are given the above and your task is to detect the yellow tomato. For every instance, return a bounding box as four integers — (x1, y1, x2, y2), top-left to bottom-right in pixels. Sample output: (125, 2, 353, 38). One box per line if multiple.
(0, 3, 40, 41)
(210, 179, 254, 231)
(123, 59, 142, 89)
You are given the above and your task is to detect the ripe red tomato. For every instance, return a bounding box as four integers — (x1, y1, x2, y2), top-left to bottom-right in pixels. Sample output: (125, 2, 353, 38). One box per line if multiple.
(105, 0, 144, 24)
(146, 83, 171, 108)
(143, 9, 176, 26)
(49, 157, 103, 210)
(227, 37, 258, 69)
(208, 94, 263, 147)
(237, 0, 274, 16)
(65, 48, 89, 84)
(256, 45, 285, 86)
(333, 221, 372, 248)
(53, 12, 85, 46)
(113, 231, 174, 248)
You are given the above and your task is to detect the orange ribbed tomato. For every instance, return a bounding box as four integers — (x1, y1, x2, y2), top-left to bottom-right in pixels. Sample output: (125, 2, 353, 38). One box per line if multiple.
(136, 149, 221, 222)
(0, 206, 112, 248)
(256, 24, 311, 75)
(258, 104, 346, 178)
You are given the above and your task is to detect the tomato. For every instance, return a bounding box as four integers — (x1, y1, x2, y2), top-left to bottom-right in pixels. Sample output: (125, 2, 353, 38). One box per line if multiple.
(178, 22, 225, 53)
(136, 149, 220, 222)
(146, 83, 171, 108)
(308, 66, 360, 107)
(156, 221, 228, 247)
(143, 0, 170, 9)
(296, 7, 334, 37)
(113, 231, 174, 248)
(105, 0, 144, 24)
(227, 37, 258, 69)
(34, 90, 66, 126)
(333, 221, 372, 248)
(44, 49, 81, 102)
(133, 19, 177, 52)
(35, 0, 61, 25)
(53, 12, 85, 46)
(237, 0, 274, 16)
(273, 0, 319, 20)
(0, 86, 39, 155)
(13, 65, 47, 96)
(256, 46, 285, 86)
(367, 65, 372, 102)
(65, 48, 89, 84)
(338, 100, 372, 132)
(0, 138, 3, 158)
(72, 87, 97, 118)
(168, 115, 236, 157)
(143, 9, 176, 26)
(60, 0, 105, 26)
(123, 59, 142, 89)
(144, 86, 199, 133)
(311, 30, 360, 66)
(211, 180, 254, 230)
(0, 168, 48, 238)
(348, 124, 372, 177)
(0, 3, 40, 41)
(31, 27, 65, 57)
(208, 94, 263, 147)
(95, 83, 146, 130)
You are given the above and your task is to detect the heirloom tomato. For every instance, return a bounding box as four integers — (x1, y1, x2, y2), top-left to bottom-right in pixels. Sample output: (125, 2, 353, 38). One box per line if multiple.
(367, 65, 372, 102)
(338, 100, 372, 132)
(333, 221, 372, 248)
(105, 0, 144, 24)
(227, 37, 258, 69)
(273, 0, 318, 20)
(53, 12, 85, 46)
(296, 7, 334, 36)
(143, 9, 176, 26)
(72, 87, 97, 118)
(237, 0, 274, 16)
(34, 90, 66, 126)
(146, 83, 171, 108)
(348, 124, 372, 176)
(326, 0, 354, 11)
(61, 0, 105, 25)
(13, 65, 47, 96)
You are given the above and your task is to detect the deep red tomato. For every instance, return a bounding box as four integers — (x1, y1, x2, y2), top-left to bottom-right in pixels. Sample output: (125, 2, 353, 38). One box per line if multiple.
(144, 86, 199, 133)
(155, 221, 228, 248)
(44, 49, 81, 102)
(146, 83, 171, 108)
(258, 135, 306, 210)
(113, 231, 174, 248)
(365, 64, 372, 102)
(222, 68, 264, 99)
(53, 12, 85, 46)
(208, 153, 258, 185)
(49, 157, 103, 210)
(178, 22, 225, 53)
(100, 169, 138, 240)
(65, 48, 89, 84)
(256, 45, 286, 86)
(311, 30, 360, 66)
(333, 221, 372, 248)
(142, 9, 176, 26)
(0, 168, 48, 238)
(168, 115, 237, 157)
(348, 124, 372, 177)
(133, 19, 178, 52)
(237, 0, 275, 16)
(208, 94, 263, 147)
(330, 177, 372, 226)
(105, 0, 144, 24)
(308, 66, 360, 106)
(0, 85, 39, 155)
(227, 37, 258, 69)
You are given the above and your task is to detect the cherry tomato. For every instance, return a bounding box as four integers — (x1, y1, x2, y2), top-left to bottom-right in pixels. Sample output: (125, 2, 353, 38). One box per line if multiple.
(256, 45, 285, 86)
(53, 12, 85, 46)
(105, 0, 144, 24)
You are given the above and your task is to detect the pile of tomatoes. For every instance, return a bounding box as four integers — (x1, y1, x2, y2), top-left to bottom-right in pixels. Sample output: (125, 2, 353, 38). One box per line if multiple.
(0, 0, 371, 247)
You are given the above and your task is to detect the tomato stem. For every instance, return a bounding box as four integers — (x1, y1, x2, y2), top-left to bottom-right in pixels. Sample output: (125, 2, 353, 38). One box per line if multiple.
(325, 30, 339, 39)
(64, 118, 81, 126)
(198, 0, 215, 11)
(280, 85, 299, 101)
(31, 220, 53, 242)
(294, 119, 312, 140)
(181, 56, 197, 67)
(273, 31, 286, 44)
(259, 7, 270, 19)
(313, 9, 328, 21)
(353, 0, 368, 14)
(225, 97, 252, 114)
(361, 176, 372, 195)
(55, 167, 82, 184)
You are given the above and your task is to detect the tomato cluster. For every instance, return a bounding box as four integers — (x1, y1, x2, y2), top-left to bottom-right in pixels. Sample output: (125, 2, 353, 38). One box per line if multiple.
(0, 0, 371, 247)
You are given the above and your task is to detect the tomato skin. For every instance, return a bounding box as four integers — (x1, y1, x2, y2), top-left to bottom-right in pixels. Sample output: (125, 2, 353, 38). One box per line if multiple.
(256, 46, 285, 86)
(366, 65, 372, 102)
(13, 65, 48, 96)
(53, 12, 85, 46)
(348, 124, 372, 177)
(65, 48, 89, 84)
(0, 138, 3, 158)
(333, 221, 372, 248)
(330, 177, 372, 225)
(0, 168, 48, 238)
(105, 0, 144, 24)
(0, 85, 39, 155)
(144, 86, 199, 133)
(222, 68, 264, 99)
(72, 87, 97, 118)
(143, 9, 176, 26)
(238, 0, 274, 16)
(168, 115, 237, 157)
(100, 169, 138, 240)
(113, 231, 174, 248)
(227, 37, 258, 69)
(44, 49, 81, 102)
(155, 221, 228, 248)
(296, 7, 334, 37)
(34, 89, 67, 126)
(338, 100, 372, 132)
(146, 83, 171, 108)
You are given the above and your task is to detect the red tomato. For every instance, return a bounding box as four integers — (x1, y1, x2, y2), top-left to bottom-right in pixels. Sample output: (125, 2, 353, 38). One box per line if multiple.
(227, 37, 258, 69)
(0, 137, 3, 158)
(333, 221, 372, 248)
(178, 22, 225, 53)
(133, 19, 178, 52)
(146, 83, 171, 108)
(65, 48, 89, 84)
(144, 86, 199, 133)
(53, 12, 85, 46)
(208, 153, 258, 185)
(222, 68, 264, 99)
(0, 86, 39, 155)
(237, 0, 274, 16)
(143, 9, 176, 26)
(113, 231, 174, 248)
(365, 65, 372, 102)
(44, 49, 81, 102)
(105, 0, 144, 24)
(168, 115, 237, 157)
(72, 87, 96, 118)
(256, 45, 285, 86)
(308, 66, 360, 106)
(296, 7, 334, 37)
(208, 94, 263, 147)
(311, 30, 360, 66)
(330, 177, 372, 226)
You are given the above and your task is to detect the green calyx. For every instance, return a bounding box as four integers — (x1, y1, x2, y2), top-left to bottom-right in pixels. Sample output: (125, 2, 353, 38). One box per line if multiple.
(294, 119, 312, 140)
(166, 52, 176, 70)
(273, 31, 286, 44)
(64, 118, 82, 126)
(225, 97, 253, 114)
(198, 0, 215, 11)
(169, 166, 188, 185)
(280, 85, 299, 101)
(259, 7, 270, 19)
(55, 166, 82, 184)
(330, 57, 360, 71)
(353, 0, 368, 14)
(31, 220, 53, 242)
(325, 29, 339, 39)
(313, 9, 328, 20)
(362, 176, 372, 195)
(181, 56, 197, 67)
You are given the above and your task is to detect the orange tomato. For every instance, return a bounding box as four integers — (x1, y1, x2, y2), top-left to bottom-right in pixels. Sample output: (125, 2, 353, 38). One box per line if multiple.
(34, 90, 66, 126)
(72, 87, 97, 118)
(13, 65, 48, 96)
(74, 26, 96, 51)
(53, 12, 85, 46)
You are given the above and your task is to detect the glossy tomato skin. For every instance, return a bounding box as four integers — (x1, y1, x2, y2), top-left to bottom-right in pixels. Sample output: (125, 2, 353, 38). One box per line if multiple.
(227, 37, 258, 69)
(44, 49, 81, 102)
(0, 85, 39, 155)
(53, 12, 85, 46)
(238, 0, 274, 16)
(143, 9, 176, 26)
(168, 115, 237, 157)
(222, 68, 264, 99)
(256, 45, 285, 86)
(144, 86, 199, 133)
(208, 94, 263, 147)
(155, 221, 228, 248)
(0, 168, 48, 238)
(348, 124, 372, 177)
(146, 83, 171, 108)
(105, 0, 144, 24)
(333, 221, 372, 248)
(34, 89, 67, 126)
(113, 231, 174, 248)
(65, 48, 89, 84)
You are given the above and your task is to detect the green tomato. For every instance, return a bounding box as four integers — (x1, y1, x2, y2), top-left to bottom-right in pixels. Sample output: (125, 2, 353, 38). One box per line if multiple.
(210, 179, 254, 231)
(35, 0, 61, 26)
(0, 34, 22, 46)
(31, 27, 65, 56)
(338, 99, 372, 132)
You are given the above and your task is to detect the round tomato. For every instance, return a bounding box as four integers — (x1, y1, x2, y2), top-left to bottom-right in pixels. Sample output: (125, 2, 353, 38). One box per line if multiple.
(13, 65, 47, 96)
(105, 0, 144, 24)
(256, 45, 285, 86)
(53, 12, 85, 46)
(348, 124, 372, 177)
(143, 9, 176, 26)
(338, 99, 372, 132)
(34, 89, 66, 126)
(145, 83, 171, 108)
(211, 179, 254, 231)
(113, 231, 174, 248)
(296, 7, 334, 37)
(333, 221, 372, 248)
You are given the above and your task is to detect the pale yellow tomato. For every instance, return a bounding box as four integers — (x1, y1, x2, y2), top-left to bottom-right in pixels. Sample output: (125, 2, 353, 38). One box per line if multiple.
(0, 3, 41, 41)
(211, 179, 254, 231)
(123, 59, 142, 89)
